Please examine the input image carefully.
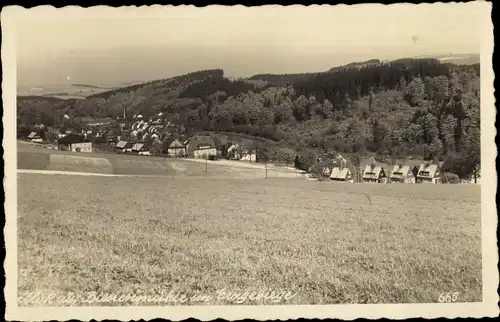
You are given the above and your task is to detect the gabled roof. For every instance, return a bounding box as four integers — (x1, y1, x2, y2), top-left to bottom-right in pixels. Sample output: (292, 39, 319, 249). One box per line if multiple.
(330, 166, 351, 180)
(417, 163, 440, 178)
(132, 143, 147, 151)
(390, 164, 412, 179)
(28, 132, 39, 139)
(363, 165, 386, 180)
(115, 140, 129, 149)
(167, 138, 185, 149)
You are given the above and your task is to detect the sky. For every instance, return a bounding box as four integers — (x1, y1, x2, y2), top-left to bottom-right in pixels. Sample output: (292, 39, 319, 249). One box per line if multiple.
(13, 3, 486, 86)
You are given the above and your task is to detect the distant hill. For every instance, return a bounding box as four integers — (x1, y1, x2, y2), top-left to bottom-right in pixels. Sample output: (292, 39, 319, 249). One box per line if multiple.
(414, 53, 480, 65)
(72, 84, 116, 89)
(246, 55, 479, 86)
(246, 59, 383, 86)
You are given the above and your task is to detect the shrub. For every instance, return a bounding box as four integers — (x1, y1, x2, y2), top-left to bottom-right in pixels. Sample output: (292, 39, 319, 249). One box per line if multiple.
(442, 172, 460, 184)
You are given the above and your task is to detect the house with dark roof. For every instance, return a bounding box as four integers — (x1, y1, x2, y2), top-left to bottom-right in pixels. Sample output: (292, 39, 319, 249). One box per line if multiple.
(187, 136, 217, 158)
(417, 163, 442, 184)
(57, 133, 92, 152)
(362, 165, 388, 183)
(390, 164, 416, 183)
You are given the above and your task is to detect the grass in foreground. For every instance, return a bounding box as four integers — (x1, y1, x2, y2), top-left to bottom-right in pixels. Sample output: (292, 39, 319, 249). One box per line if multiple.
(17, 174, 482, 305)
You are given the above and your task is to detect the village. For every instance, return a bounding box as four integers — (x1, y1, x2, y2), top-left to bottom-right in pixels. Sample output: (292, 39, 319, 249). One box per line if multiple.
(21, 108, 480, 185)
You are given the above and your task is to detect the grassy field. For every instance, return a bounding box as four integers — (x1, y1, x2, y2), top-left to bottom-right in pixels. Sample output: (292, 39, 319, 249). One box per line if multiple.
(17, 141, 303, 179)
(17, 171, 482, 306)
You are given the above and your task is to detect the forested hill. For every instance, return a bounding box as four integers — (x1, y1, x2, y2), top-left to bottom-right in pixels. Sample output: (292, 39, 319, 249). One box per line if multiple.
(17, 58, 480, 172)
(247, 59, 383, 86)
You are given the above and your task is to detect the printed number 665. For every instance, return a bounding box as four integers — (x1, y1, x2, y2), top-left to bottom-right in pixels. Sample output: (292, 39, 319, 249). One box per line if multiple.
(438, 292, 460, 303)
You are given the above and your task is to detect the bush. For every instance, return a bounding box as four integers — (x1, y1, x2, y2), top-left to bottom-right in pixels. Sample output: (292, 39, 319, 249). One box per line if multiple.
(442, 172, 460, 184)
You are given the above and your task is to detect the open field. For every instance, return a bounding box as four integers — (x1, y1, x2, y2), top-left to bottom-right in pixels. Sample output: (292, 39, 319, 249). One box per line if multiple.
(17, 171, 481, 305)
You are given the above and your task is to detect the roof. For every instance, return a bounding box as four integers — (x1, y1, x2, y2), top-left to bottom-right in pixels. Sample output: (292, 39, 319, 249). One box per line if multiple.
(417, 163, 440, 178)
(58, 133, 86, 145)
(167, 138, 185, 149)
(363, 165, 386, 180)
(132, 143, 147, 151)
(390, 165, 412, 179)
(115, 141, 129, 149)
(27, 132, 39, 139)
(330, 166, 351, 180)
(189, 136, 215, 150)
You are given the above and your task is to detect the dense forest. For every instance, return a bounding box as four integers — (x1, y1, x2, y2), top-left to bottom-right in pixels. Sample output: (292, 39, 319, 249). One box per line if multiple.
(17, 58, 481, 178)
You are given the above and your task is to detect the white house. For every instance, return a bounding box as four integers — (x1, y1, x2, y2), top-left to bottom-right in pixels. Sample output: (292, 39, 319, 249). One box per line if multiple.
(27, 132, 43, 143)
(194, 145, 217, 159)
(389, 164, 416, 183)
(131, 143, 151, 156)
(330, 166, 354, 182)
(417, 163, 442, 184)
(188, 136, 217, 159)
(70, 142, 93, 153)
(362, 165, 388, 183)
(167, 139, 186, 157)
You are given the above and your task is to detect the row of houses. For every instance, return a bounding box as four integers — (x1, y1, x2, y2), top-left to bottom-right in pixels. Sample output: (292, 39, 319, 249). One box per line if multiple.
(329, 162, 444, 184)
(114, 136, 219, 158)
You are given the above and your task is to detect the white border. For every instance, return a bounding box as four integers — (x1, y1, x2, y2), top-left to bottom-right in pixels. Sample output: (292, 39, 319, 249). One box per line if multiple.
(2, 4, 498, 320)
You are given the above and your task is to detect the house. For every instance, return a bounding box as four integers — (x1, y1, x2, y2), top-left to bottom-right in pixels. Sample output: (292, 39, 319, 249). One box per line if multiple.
(227, 144, 242, 160)
(390, 164, 415, 183)
(417, 163, 442, 184)
(57, 133, 87, 151)
(115, 140, 133, 153)
(70, 142, 93, 153)
(131, 143, 151, 155)
(330, 166, 354, 182)
(27, 132, 43, 143)
(362, 165, 388, 183)
(240, 148, 257, 162)
(187, 136, 217, 158)
(166, 138, 186, 158)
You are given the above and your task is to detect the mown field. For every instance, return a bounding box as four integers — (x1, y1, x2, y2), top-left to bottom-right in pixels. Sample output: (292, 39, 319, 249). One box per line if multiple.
(17, 141, 302, 179)
(17, 171, 482, 306)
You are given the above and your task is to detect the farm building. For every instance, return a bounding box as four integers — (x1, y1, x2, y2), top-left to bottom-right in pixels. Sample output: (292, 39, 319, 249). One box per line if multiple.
(389, 164, 416, 183)
(166, 138, 186, 157)
(27, 132, 43, 143)
(131, 143, 151, 156)
(70, 142, 93, 153)
(115, 140, 133, 153)
(417, 163, 442, 184)
(362, 165, 388, 183)
(330, 166, 354, 182)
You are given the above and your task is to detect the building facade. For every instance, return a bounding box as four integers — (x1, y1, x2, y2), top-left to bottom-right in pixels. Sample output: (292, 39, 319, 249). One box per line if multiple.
(362, 165, 388, 183)
(70, 142, 93, 153)
(389, 165, 415, 183)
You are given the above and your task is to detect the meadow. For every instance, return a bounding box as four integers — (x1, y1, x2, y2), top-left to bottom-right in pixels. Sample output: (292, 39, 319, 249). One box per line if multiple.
(17, 168, 482, 305)
(17, 141, 302, 179)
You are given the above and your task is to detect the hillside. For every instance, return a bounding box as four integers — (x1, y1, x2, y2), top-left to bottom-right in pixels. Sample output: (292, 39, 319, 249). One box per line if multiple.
(17, 57, 480, 177)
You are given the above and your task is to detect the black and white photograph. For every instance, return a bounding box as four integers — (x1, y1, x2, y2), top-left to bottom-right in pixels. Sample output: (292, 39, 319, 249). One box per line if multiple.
(2, 3, 497, 321)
